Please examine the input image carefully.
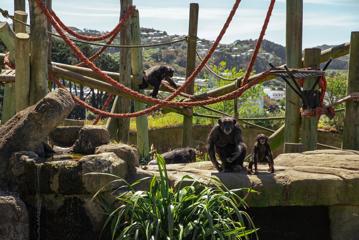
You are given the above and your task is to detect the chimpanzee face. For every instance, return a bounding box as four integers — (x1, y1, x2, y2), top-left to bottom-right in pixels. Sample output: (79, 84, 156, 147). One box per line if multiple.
(218, 117, 236, 135)
(259, 138, 266, 144)
(257, 134, 268, 144)
(167, 67, 174, 77)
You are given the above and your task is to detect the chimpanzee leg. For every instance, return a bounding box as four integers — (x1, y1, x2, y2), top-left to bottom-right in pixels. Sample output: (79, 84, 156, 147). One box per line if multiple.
(150, 85, 160, 98)
(266, 156, 274, 173)
(231, 143, 246, 168)
(138, 79, 148, 89)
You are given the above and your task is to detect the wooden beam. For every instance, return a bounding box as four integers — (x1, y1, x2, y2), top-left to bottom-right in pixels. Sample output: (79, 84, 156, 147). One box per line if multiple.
(284, 0, 302, 146)
(51, 65, 191, 116)
(15, 33, 30, 112)
(182, 3, 198, 147)
(302, 48, 320, 151)
(131, 9, 149, 160)
(29, 0, 49, 104)
(106, 0, 132, 142)
(343, 32, 359, 150)
(193, 42, 350, 100)
(0, 22, 16, 123)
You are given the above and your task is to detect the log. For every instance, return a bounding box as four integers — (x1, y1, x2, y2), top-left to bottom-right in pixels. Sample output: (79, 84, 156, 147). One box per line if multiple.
(15, 33, 30, 112)
(29, 0, 49, 104)
(285, 0, 303, 145)
(182, 3, 198, 147)
(130, 10, 149, 159)
(301, 48, 321, 151)
(343, 32, 359, 150)
(106, 0, 132, 142)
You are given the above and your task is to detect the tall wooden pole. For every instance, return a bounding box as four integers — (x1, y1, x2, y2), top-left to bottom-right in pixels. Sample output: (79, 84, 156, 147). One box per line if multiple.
(130, 9, 149, 160)
(182, 3, 198, 147)
(343, 32, 359, 150)
(14, 11, 30, 112)
(14, 0, 25, 11)
(15, 33, 30, 112)
(284, 0, 303, 149)
(29, 0, 49, 104)
(302, 48, 320, 151)
(106, 0, 132, 142)
(0, 22, 16, 123)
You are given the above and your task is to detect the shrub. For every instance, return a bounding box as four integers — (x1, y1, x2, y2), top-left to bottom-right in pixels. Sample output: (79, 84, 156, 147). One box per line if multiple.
(93, 154, 258, 240)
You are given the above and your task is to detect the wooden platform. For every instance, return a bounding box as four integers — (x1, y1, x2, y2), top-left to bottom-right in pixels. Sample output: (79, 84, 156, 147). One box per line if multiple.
(0, 69, 15, 83)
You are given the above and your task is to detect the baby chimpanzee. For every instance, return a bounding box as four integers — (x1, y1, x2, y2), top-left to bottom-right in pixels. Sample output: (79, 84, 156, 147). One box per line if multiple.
(248, 134, 274, 174)
(138, 65, 177, 98)
(207, 117, 247, 172)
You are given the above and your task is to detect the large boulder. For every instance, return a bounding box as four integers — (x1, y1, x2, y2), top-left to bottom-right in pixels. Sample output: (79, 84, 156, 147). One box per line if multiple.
(73, 126, 110, 154)
(0, 89, 75, 187)
(49, 126, 82, 147)
(95, 143, 139, 175)
(0, 193, 29, 240)
(9, 151, 128, 195)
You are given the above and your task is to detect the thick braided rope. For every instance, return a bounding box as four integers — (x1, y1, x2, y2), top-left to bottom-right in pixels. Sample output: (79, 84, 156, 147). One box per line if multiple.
(241, 0, 275, 86)
(93, 94, 114, 124)
(45, 0, 275, 117)
(49, 6, 135, 41)
(36, 0, 243, 113)
(76, 27, 120, 67)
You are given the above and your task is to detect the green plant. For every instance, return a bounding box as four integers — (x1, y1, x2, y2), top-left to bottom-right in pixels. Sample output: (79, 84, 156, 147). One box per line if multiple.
(93, 154, 258, 240)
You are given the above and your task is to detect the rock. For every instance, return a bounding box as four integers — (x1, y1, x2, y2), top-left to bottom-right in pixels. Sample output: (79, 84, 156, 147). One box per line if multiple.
(0, 89, 75, 187)
(146, 150, 359, 207)
(95, 143, 139, 175)
(9, 152, 128, 195)
(79, 152, 128, 193)
(49, 126, 82, 147)
(73, 126, 110, 154)
(329, 205, 359, 240)
(149, 148, 196, 165)
(0, 193, 29, 240)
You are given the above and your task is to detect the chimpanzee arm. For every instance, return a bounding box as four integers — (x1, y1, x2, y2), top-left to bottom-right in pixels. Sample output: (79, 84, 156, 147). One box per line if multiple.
(165, 77, 178, 89)
(207, 126, 222, 171)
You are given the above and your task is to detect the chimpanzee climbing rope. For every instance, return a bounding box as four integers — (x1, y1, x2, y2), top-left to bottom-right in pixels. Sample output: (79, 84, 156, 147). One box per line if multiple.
(39, 0, 275, 117)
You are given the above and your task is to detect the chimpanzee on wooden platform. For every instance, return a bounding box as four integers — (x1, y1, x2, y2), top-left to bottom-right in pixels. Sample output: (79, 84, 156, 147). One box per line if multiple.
(139, 65, 177, 98)
(207, 117, 247, 172)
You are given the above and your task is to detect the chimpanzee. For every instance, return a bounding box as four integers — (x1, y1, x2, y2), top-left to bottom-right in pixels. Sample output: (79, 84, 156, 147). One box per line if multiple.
(248, 134, 274, 174)
(207, 117, 247, 172)
(138, 65, 177, 98)
(148, 148, 196, 165)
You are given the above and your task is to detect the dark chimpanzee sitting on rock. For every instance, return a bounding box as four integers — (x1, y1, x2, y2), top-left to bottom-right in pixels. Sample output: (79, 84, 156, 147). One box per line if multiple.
(138, 65, 177, 98)
(248, 133, 274, 174)
(207, 117, 247, 172)
(148, 147, 196, 165)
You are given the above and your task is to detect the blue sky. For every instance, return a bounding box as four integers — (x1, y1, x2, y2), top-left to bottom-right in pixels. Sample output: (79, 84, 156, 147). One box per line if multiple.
(1, 0, 358, 47)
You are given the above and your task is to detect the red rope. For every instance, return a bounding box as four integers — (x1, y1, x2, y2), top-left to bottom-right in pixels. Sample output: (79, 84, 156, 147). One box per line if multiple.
(241, 0, 275, 86)
(76, 25, 119, 66)
(93, 94, 114, 124)
(39, 0, 275, 118)
(49, 6, 135, 42)
(35, 0, 244, 112)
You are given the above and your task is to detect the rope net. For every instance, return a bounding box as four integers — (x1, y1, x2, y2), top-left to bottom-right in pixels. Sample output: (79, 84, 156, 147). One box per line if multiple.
(36, 0, 276, 118)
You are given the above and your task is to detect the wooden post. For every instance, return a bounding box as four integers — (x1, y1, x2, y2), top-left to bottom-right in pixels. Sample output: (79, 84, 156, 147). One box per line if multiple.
(15, 33, 30, 112)
(284, 143, 304, 153)
(182, 3, 198, 147)
(14, 0, 25, 11)
(14, 11, 27, 33)
(0, 22, 16, 123)
(343, 32, 359, 150)
(29, 0, 49, 104)
(106, 0, 132, 142)
(284, 0, 303, 149)
(302, 48, 320, 151)
(130, 9, 149, 160)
